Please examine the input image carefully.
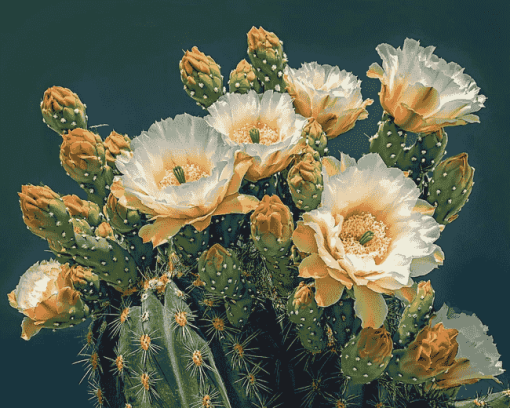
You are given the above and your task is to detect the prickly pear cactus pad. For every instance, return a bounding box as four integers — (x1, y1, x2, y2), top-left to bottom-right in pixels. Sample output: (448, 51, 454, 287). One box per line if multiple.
(8, 25, 509, 408)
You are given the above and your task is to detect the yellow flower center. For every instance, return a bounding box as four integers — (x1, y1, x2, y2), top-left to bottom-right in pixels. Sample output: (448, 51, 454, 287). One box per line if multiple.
(159, 161, 210, 188)
(230, 121, 280, 145)
(340, 212, 391, 261)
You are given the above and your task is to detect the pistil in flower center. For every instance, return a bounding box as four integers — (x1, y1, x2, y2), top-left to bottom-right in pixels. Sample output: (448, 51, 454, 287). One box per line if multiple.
(159, 161, 210, 188)
(231, 121, 279, 145)
(340, 212, 391, 260)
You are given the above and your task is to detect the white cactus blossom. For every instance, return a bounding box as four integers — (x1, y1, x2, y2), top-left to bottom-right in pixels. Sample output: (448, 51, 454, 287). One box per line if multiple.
(431, 304, 505, 378)
(292, 153, 444, 328)
(204, 90, 307, 182)
(367, 38, 487, 134)
(284, 62, 373, 137)
(112, 114, 259, 247)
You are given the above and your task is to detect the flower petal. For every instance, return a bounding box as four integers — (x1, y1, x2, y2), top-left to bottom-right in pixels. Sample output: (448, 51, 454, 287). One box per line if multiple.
(314, 275, 345, 307)
(139, 216, 186, 247)
(353, 285, 388, 328)
(21, 317, 43, 341)
(292, 223, 319, 254)
(298, 253, 329, 279)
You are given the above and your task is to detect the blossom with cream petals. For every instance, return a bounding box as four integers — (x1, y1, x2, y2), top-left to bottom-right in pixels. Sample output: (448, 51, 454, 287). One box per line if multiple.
(285, 62, 373, 138)
(112, 114, 259, 248)
(205, 90, 307, 182)
(292, 153, 444, 328)
(367, 38, 486, 134)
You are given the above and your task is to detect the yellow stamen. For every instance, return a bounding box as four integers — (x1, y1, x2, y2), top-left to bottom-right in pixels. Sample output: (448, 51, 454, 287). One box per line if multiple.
(230, 121, 280, 145)
(160, 161, 210, 188)
(340, 212, 391, 261)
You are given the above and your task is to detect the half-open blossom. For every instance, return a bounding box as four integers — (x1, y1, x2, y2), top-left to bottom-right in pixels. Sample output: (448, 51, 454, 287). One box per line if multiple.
(285, 62, 373, 138)
(292, 153, 444, 328)
(204, 90, 307, 182)
(367, 38, 486, 134)
(8, 260, 89, 340)
(429, 304, 505, 388)
(111, 114, 259, 248)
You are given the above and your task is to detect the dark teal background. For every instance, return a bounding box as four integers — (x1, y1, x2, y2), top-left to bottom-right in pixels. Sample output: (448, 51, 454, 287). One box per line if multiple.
(1, 0, 509, 407)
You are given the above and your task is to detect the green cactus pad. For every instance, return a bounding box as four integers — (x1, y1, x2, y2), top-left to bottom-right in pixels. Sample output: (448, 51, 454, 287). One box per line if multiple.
(225, 296, 254, 328)
(173, 223, 211, 268)
(369, 112, 407, 167)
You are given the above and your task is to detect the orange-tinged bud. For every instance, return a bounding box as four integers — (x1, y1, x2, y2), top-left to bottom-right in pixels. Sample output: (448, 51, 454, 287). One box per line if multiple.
(104, 130, 132, 167)
(62, 194, 102, 226)
(357, 327, 393, 365)
(250, 195, 294, 243)
(95, 222, 115, 239)
(41, 86, 87, 135)
(180, 46, 211, 76)
(60, 128, 106, 183)
(247, 26, 280, 53)
(292, 282, 314, 308)
(435, 153, 474, 187)
(103, 193, 141, 234)
(204, 243, 231, 271)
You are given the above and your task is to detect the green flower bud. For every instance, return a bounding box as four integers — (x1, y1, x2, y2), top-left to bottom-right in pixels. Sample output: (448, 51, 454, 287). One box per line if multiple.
(41, 86, 87, 135)
(229, 59, 262, 94)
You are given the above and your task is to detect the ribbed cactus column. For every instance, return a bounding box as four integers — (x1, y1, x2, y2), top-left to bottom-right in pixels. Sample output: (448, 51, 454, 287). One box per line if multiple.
(41, 86, 87, 135)
(247, 26, 288, 93)
(228, 59, 262, 94)
(250, 195, 298, 298)
(425, 153, 474, 225)
(180, 46, 224, 109)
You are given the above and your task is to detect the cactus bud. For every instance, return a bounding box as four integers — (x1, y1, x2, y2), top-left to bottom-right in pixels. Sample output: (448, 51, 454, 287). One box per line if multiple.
(64, 264, 103, 302)
(386, 323, 459, 384)
(60, 128, 107, 184)
(103, 193, 142, 234)
(247, 26, 287, 92)
(394, 280, 435, 347)
(18, 184, 73, 243)
(287, 149, 323, 211)
(103, 130, 132, 169)
(198, 244, 243, 299)
(250, 195, 294, 258)
(341, 327, 393, 383)
(41, 86, 87, 135)
(228, 59, 262, 94)
(179, 46, 223, 108)
(8, 260, 90, 340)
(62, 194, 102, 227)
(427, 153, 474, 224)
(95, 221, 115, 239)
(302, 118, 328, 157)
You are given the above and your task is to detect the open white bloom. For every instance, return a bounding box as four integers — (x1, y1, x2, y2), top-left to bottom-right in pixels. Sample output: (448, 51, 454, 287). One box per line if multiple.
(284, 62, 373, 138)
(292, 153, 444, 328)
(367, 38, 486, 134)
(204, 90, 307, 182)
(112, 114, 259, 247)
(429, 303, 505, 388)
(8, 260, 88, 340)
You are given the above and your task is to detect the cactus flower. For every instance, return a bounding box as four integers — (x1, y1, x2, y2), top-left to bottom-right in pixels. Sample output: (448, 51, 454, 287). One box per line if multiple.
(205, 90, 307, 182)
(428, 304, 505, 389)
(392, 323, 460, 383)
(367, 38, 486, 134)
(104, 130, 132, 168)
(291, 153, 444, 328)
(40, 86, 87, 135)
(111, 114, 259, 248)
(180, 46, 224, 108)
(285, 62, 373, 138)
(60, 128, 107, 184)
(8, 260, 90, 340)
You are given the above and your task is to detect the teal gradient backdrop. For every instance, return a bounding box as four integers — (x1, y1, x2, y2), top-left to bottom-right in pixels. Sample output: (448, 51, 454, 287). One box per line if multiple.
(1, 1, 508, 407)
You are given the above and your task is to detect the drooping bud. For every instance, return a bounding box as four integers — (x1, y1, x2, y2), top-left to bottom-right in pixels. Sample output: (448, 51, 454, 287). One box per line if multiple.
(287, 148, 323, 211)
(62, 194, 103, 227)
(302, 118, 329, 157)
(179, 46, 224, 109)
(247, 26, 287, 92)
(40, 86, 87, 135)
(198, 244, 244, 299)
(228, 59, 262, 94)
(250, 195, 294, 258)
(103, 130, 132, 169)
(386, 323, 459, 384)
(394, 280, 435, 347)
(18, 184, 74, 243)
(426, 153, 475, 224)
(103, 193, 142, 234)
(8, 260, 90, 340)
(341, 327, 393, 383)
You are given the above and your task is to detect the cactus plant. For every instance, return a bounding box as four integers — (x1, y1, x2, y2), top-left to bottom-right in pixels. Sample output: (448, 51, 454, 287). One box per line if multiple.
(8, 29, 507, 408)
